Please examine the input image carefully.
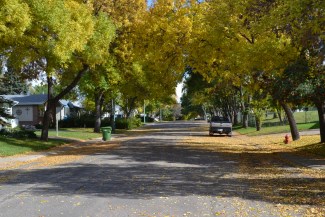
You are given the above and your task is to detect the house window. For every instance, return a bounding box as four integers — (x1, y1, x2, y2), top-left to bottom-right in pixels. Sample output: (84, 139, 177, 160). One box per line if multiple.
(16, 109, 22, 116)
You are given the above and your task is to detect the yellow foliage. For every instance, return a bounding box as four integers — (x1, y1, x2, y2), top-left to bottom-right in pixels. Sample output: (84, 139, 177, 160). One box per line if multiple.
(0, 0, 31, 48)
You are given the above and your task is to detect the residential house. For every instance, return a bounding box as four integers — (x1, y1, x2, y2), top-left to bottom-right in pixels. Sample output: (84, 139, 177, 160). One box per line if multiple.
(1, 94, 83, 127)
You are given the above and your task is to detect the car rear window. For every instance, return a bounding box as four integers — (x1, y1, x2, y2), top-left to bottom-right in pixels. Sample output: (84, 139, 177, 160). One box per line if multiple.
(211, 116, 230, 123)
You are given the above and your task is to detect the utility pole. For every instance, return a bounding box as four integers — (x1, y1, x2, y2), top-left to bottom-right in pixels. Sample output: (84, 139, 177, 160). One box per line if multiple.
(143, 100, 146, 124)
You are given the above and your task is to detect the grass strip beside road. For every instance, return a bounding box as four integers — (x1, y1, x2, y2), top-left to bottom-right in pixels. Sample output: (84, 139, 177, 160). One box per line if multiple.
(233, 123, 324, 157)
(1, 128, 102, 157)
(234, 122, 319, 136)
(0, 137, 66, 157)
(35, 128, 102, 140)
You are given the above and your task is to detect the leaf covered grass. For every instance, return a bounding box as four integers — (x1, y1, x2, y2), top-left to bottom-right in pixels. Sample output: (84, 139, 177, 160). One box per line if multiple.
(0, 136, 66, 157)
(289, 135, 325, 157)
(181, 133, 325, 216)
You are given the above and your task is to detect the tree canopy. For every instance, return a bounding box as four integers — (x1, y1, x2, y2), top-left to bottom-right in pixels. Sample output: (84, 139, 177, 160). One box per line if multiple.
(1, 0, 324, 143)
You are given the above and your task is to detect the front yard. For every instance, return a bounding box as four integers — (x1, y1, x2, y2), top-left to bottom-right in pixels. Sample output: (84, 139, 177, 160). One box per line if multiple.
(34, 128, 102, 140)
(0, 137, 66, 156)
(0, 128, 102, 157)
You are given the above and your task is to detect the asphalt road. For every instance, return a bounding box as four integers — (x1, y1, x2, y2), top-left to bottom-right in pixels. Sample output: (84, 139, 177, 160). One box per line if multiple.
(0, 121, 323, 217)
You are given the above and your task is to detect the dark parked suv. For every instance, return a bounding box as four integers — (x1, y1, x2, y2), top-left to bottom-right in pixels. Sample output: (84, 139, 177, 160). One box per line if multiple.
(209, 116, 232, 136)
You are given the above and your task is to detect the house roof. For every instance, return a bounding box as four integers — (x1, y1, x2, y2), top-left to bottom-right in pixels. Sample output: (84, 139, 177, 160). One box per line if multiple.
(2, 94, 48, 106)
(67, 101, 82, 109)
(1, 94, 83, 108)
(59, 99, 70, 107)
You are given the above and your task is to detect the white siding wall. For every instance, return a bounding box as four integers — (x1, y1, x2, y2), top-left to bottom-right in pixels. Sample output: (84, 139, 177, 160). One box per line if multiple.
(12, 106, 33, 122)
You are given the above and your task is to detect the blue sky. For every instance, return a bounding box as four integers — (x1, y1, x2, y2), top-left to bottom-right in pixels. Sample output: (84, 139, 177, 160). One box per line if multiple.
(147, 0, 154, 6)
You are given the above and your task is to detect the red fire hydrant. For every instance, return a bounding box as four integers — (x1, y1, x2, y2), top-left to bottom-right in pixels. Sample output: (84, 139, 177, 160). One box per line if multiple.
(284, 134, 290, 144)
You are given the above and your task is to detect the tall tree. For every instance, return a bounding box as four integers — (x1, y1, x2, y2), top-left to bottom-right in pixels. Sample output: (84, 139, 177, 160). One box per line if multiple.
(0, 60, 28, 95)
(264, 0, 324, 141)
(79, 61, 120, 133)
(5, 0, 116, 141)
(187, 0, 302, 139)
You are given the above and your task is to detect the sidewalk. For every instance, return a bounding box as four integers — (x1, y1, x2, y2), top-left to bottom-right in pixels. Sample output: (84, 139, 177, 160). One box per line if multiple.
(300, 129, 320, 136)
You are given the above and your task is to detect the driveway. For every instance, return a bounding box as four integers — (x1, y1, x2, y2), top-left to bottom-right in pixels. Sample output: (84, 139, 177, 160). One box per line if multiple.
(0, 121, 324, 216)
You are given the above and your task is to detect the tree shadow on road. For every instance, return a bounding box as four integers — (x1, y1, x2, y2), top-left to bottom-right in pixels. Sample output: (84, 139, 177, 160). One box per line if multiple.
(1, 121, 324, 212)
(1, 137, 324, 208)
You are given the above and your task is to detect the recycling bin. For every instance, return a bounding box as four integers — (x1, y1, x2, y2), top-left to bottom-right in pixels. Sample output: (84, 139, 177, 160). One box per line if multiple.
(101, 126, 112, 141)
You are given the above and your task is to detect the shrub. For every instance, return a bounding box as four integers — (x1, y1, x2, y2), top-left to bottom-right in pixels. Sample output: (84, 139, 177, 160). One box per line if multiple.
(100, 117, 111, 127)
(0, 127, 37, 139)
(59, 114, 96, 128)
(0, 128, 10, 136)
(138, 116, 155, 123)
(34, 124, 43, 129)
(59, 117, 76, 128)
(115, 117, 142, 130)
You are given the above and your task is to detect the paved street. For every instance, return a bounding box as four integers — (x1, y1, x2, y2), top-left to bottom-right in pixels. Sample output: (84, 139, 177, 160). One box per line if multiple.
(0, 121, 324, 217)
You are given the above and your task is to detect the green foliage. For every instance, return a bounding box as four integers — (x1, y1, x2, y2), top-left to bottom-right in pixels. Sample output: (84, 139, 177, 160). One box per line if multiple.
(0, 63, 28, 95)
(0, 96, 14, 124)
(0, 127, 37, 139)
(59, 114, 96, 128)
(115, 117, 142, 130)
(29, 84, 48, 94)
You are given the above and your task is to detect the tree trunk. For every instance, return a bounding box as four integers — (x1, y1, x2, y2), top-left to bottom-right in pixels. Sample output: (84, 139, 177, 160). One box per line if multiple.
(41, 76, 55, 141)
(41, 64, 89, 141)
(124, 97, 136, 118)
(240, 86, 248, 128)
(280, 102, 300, 141)
(255, 116, 261, 131)
(94, 91, 104, 133)
(202, 105, 207, 120)
(273, 112, 278, 119)
(110, 98, 116, 133)
(233, 111, 239, 125)
(276, 108, 284, 125)
(41, 105, 52, 141)
(315, 101, 325, 143)
(242, 112, 248, 128)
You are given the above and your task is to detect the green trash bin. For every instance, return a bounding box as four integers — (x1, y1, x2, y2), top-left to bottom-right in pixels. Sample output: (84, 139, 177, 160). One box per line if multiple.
(101, 127, 112, 141)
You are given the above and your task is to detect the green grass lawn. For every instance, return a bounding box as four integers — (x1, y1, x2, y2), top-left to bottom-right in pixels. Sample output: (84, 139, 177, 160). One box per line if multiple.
(35, 128, 102, 140)
(234, 122, 319, 136)
(1, 128, 103, 157)
(0, 137, 66, 157)
(263, 110, 319, 124)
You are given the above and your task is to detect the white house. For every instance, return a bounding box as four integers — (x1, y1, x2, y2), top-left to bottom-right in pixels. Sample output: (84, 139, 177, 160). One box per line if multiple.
(1, 94, 82, 127)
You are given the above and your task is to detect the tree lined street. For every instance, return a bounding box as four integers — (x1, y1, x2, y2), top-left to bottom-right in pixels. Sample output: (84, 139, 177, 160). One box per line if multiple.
(0, 1, 324, 215)
(0, 121, 324, 216)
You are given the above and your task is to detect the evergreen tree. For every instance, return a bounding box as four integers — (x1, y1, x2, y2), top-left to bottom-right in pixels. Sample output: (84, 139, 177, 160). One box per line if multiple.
(0, 64, 28, 95)
(0, 96, 13, 126)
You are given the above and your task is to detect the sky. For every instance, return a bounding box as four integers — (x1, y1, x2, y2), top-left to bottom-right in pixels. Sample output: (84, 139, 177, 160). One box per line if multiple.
(147, 0, 154, 7)
(176, 82, 183, 103)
